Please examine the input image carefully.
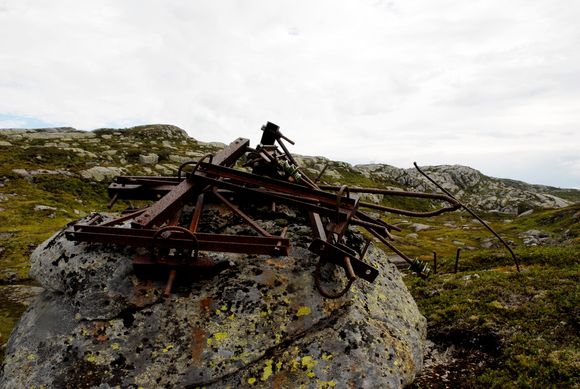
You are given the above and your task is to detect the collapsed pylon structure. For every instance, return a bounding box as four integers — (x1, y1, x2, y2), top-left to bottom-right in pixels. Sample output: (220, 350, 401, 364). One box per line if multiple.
(67, 122, 486, 298)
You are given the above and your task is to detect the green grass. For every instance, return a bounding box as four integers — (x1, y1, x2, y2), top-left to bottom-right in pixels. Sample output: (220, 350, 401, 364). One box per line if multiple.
(1, 128, 579, 384)
(406, 245, 579, 388)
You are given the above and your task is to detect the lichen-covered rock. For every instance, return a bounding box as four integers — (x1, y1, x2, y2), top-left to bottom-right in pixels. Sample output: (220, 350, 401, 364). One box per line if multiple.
(355, 164, 573, 214)
(1, 212, 426, 388)
(80, 166, 125, 182)
(139, 153, 159, 166)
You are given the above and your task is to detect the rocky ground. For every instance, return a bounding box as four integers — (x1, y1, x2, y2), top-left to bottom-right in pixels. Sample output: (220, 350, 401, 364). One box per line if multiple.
(0, 125, 578, 387)
(1, 204, 426, 388)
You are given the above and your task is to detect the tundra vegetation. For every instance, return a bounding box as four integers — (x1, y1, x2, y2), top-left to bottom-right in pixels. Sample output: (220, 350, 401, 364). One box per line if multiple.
(0, 125, 578, 387)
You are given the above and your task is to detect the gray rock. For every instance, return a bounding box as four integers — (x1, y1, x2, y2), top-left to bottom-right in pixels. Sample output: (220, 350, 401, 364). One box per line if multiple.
(34, 205, 57, 212)
(354, 163, 573, 214)
(519, 229, 552, 246)
(154, 164, 174, 175)
(518, 209, 534, 217)
(12, 168, 74, 178)
(410, 223, 430, 232)
(80, 166, 124, 182)
(168, 155, 190, 164)
(197, 141, 226, 149)
(2, 217, 426, 388)
(0, 141, 12, 146)
(11, 168, 30, 178)
(139, 153, 159, 166)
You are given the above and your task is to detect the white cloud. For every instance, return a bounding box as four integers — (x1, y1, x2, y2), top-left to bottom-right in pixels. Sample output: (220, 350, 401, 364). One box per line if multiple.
(0, 0, 579, 187)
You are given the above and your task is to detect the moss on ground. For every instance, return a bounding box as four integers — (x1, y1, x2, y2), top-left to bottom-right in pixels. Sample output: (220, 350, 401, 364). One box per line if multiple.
(0, 128, 578, 385)
(406, 246, 579, 388)
(0, 286, 27, 364)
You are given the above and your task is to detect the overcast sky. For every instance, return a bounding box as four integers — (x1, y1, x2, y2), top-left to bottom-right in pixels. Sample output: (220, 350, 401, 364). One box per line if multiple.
(1, 0, 579, 188)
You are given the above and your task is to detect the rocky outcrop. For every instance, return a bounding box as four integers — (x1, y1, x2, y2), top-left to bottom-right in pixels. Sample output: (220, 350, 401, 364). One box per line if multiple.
(1, 126, 576, 215)
(80, 166, 125, 182)
(1, 211, 426, 388)
(356, 164, 574, 214)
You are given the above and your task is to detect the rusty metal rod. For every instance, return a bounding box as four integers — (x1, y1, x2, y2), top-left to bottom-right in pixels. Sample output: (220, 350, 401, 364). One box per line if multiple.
(355, 210, 402, 232)
(319, 185, 460, 204)
(454, 248, 461, 274)
(314, 163, 329, 183)
(414, 162, 520, 272)
(358, 200, 460, 217)
(188, 193, 205, 232)
(212, 188, 272, 237)
(433, 251, 437, 274)
(366, 226, 415, 266)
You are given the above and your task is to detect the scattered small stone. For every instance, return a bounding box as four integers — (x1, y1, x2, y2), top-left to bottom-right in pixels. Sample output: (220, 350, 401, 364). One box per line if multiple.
(518, 209, 534, 217)
(139, 153, 159, 166)
(462, 273, 480, 281)
(519, 229, 551, 246)
(452, 240, 465, 246)
(80, 166, 124, 182)
(12, 168, 30, 177)
(410, 223, 430, 232)
(34, 205, 57, 212)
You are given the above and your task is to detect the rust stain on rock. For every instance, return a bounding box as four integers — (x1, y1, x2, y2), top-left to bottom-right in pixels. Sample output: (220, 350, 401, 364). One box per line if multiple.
(190, 327, 206, 364)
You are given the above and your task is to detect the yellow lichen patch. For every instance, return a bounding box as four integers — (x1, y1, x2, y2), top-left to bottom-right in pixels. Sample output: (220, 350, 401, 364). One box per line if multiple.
(111, 342, 121, 350)
(260, 359, 274, 381)
(275, 333, 282, 344)
(301, 356, 317, 370)
(214, 332, 228, 341)
(296, 306, 312, 317)
(228, 314, 235, 321)
(317, 380, 337, 388)
(247, 377, 257, 385)
(85, 354, 97, 363)
(300, 355, 319, 378)
(321, 353, 333, 361)
(290, 358, 300, 371)
(276, 360, 283, 370)
(26, 354, 37, 361)
(162, 344, 174, 353)
(207, 332, 229, 345)
(220, 305, 228, 311)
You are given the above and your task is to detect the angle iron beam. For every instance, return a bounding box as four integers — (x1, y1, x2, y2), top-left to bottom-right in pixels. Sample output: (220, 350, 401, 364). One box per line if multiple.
(194, 162, 358, 210)
(132, 138, 249, 228)
(67, 228, 290, 256)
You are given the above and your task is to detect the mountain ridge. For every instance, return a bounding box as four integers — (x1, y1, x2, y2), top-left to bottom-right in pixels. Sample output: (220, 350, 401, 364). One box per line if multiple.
(1, 124, 578, 215)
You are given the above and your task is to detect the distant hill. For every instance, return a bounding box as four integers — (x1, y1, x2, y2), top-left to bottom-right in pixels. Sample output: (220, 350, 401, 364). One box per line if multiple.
(0, 125, 577, 217)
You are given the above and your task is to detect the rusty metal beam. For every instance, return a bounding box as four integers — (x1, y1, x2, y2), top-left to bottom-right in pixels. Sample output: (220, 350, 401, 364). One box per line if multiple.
(132, 138, 249, 228)
(67, 225, 289, 256)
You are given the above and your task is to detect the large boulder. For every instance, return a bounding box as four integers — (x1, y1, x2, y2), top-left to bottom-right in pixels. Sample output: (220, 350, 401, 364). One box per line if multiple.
(1, 210, 426, 388)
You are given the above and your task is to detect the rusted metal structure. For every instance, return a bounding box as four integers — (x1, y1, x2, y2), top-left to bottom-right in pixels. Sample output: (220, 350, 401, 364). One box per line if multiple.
(67, 122, 517, 298)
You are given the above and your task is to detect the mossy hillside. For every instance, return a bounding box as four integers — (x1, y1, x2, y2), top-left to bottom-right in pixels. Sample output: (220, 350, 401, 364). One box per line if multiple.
(1, 126, 579, 384)
(406, 245, 579, 388)
(0, 128, 220, 284)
